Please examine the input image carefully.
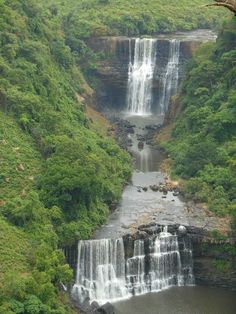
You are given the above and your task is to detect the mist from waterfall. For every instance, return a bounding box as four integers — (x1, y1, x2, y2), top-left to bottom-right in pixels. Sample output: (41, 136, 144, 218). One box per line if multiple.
(160, 39, 180, 114)
(72, 228, 194, 305)
(126, 38, 157, 116)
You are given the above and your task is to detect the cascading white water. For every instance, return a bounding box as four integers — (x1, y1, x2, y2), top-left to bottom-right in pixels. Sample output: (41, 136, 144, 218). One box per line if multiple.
(159, 39, 180, 114)
(126, 240, 147, 295)
(148, 227, 184, 291)
(73, 227, 194, 305)
(127, 38, 157, 116)
(73, 238, 129, 304)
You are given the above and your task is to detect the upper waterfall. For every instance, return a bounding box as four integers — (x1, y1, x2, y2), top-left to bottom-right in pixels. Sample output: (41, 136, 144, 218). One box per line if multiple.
(126, 38, 180, 116)
(126, 38, 157, 116)
(159, 39, 180, 114)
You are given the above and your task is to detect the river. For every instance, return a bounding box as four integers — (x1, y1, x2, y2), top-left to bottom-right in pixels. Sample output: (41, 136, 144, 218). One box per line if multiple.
(72, 32, 236, 312)
(114, 286, 236, 314)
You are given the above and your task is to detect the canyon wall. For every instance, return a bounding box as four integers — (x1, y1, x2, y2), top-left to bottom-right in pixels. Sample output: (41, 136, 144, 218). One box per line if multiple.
(89, 33, 212, 112)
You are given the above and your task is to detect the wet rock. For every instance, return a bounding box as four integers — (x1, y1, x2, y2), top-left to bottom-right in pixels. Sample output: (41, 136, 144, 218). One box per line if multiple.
(136, 134, 145, 141)
(127, 127, 134, 134)
(94, 302, 115, 314)
(136, 230, 148, 239)
(163, 188, 168, 195)
(121, 224, 129, 229)
(145, 124, 161, 131)
(173, 191, 180, 196)
(138, 141, 144, 149)
(178, 225, 187, 235)
(142, 187, 148, 192)
(162, 195, 167, 199)
(138, 222, 157, 230)
(91, 301, 100, 311)
(150, 185, 159, 192)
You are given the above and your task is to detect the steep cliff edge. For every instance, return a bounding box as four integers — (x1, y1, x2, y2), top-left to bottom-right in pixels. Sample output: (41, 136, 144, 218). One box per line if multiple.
(89, 30, 216, 112)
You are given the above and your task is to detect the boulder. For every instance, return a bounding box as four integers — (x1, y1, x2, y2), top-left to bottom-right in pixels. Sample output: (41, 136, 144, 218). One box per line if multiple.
(94, 302, 115, 314)
(138, 141, 144, 150)
(150, 185, 159, 192)
(178, 225, 187, 235)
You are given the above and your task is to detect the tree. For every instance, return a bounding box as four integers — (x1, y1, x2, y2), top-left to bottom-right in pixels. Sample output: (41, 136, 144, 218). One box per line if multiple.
(203, 0, 236, 15)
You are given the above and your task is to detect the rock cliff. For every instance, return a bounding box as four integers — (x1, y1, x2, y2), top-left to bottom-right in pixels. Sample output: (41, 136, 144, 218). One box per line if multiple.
(89, 30, 216, 112)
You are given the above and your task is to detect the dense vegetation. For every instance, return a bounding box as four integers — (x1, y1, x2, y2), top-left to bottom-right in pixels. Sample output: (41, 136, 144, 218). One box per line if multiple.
(49, 0, 227, 82)
(0, 0, 228, 312)
(49, 0, 226, 36)
(163, 18, 236, 233)
(0, 0, 131, 312)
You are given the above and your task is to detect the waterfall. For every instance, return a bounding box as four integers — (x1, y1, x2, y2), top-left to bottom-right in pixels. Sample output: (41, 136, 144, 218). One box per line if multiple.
(73, 227, 194, 305)
(126, 38, 157, 116)
(160, 39, 180, 114)
(73, 238, 129, 304)
(148, 227, 184, 291)
(126, 38, 180, 116)
(126, 240, 147, 295)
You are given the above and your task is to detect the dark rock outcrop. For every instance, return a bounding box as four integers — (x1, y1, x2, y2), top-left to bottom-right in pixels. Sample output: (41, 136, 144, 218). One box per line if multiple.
(132, 223, 236, 290)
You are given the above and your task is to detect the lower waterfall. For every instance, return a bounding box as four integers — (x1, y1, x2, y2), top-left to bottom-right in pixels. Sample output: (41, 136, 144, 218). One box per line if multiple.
(72, 227, 194, 305)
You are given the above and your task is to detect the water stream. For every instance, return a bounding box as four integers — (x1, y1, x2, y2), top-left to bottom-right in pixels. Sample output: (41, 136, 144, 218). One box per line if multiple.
(127, 38, 157, 115)
(159, 39, 180, 113)
(72, 33, 236, 311)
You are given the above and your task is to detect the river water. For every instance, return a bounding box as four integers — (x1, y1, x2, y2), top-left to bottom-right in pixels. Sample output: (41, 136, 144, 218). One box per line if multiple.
(93, 113, 236, 312)
(73, 31, 236, 310)
(114, 286, 236, 314)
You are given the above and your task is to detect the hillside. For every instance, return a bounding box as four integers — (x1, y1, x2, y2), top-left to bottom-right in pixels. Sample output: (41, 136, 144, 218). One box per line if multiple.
(47, 0, 227, 36)
(0, 0, 231, 312)
(0, 0, 131, 312)
(161, 18, 236, 235)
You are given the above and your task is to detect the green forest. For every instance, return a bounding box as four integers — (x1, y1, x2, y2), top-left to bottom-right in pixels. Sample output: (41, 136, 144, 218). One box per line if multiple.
(0, 0, 233, 313)
(163, 18, 236, 234)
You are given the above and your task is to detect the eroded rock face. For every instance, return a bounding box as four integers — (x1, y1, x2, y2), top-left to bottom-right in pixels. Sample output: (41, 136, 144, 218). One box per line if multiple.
(89, 37, 132, 111)
(129, 223, 236, 291)
(89, 32, 216, 112)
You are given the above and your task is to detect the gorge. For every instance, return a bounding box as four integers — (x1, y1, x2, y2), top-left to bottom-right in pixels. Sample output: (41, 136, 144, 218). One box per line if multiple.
(1, 2, 236, 313)
(69, 30, 236, 313)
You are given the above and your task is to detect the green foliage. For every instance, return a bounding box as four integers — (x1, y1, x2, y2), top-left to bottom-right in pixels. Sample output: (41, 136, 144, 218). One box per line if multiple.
(53, 0, 227, 81)
(0, 0, 132, 311)
(51, 0, 226, 37)
(0, 0, 229, 310)
(212, 259, 234, 274)
(164, 18, 236, 233)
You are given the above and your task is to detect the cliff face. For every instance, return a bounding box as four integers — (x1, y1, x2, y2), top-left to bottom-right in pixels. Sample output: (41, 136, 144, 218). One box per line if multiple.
(89, 31, 216, 112)
(89, 36, 131, 111)
(65, 223, 236, 291)
(123, 224, 236, 290)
